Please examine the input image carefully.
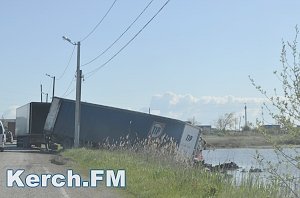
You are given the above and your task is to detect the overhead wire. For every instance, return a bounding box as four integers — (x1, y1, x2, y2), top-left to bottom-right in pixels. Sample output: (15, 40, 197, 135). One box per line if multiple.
(61, 73, 76, 97)
(81, 0, 155, 67)
(58, 1, 118, 97)
(57, 45, 76, 80)
(46, 80, 52, 94)
(80, 0, 118, 42)
(59, 0, 117, 97)
(85, 0, 171, 79)
(64, 88, 75, 97)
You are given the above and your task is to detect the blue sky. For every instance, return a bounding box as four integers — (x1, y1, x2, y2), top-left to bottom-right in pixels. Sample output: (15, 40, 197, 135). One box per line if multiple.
(1, 0, 299, 125)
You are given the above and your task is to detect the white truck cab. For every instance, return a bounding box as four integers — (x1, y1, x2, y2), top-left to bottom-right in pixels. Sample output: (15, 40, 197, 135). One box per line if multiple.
(0, 121, 5, 151)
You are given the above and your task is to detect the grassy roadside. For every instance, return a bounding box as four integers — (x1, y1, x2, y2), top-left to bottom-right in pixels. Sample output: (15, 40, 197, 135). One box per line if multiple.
(62, 148, 281, 198)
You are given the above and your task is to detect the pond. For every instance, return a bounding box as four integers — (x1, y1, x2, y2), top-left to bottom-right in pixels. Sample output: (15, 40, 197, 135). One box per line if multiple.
(202, 147, 300, 187)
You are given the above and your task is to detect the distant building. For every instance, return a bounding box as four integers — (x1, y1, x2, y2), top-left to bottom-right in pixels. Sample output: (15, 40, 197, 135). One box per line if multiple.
(263, 124, 281, 134)
(197, 125, 212, 133)
(263, 124, 281, 129)
(0, 119, 16, 137)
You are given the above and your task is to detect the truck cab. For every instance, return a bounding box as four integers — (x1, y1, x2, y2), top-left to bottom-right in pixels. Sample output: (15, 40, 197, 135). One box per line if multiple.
(0, 121, 6, 151)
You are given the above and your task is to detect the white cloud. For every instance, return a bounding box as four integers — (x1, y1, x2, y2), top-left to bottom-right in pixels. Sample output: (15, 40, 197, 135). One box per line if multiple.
(200, 95, 267, 105)
(154, 92, 199, 106)
(150, 92, 270, 125)
(1, 105, 18, 119)
(150, 110, 161, 116)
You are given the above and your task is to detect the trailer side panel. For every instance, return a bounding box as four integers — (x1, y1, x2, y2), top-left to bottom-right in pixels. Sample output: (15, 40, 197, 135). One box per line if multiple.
(45, 98, 187, 144)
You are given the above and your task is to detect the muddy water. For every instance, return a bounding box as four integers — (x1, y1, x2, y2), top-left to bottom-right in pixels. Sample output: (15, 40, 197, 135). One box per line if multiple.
(202, 148, 300, 185)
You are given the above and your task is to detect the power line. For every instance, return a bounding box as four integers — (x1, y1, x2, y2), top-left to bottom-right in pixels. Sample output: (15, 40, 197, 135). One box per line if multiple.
(57, 45, 76, 80)
(61, 75, 76, 97)
(65, 78, 86, 97)
(80, 0, 118, 42)
(64, 88, 75, 97)
(85, 0, 171, 79)
(45, 78, 52, 94)
(81, 0, 155, 67)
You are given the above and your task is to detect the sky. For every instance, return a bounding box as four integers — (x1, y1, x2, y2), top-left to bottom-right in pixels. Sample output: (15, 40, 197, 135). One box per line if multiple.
(1, 0, 300, 126)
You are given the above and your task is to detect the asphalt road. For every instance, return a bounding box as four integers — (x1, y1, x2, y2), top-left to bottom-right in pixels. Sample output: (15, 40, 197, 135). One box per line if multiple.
(0, 143, 124, 198)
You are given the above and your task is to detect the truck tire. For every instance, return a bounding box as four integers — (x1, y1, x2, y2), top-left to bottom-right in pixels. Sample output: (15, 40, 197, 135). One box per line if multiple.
(17, 137, 23, 148)
(23, 137, 31, 148)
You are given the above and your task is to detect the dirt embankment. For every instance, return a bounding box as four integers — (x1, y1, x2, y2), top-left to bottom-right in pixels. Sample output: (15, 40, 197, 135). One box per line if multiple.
(203, 134, 273, 148)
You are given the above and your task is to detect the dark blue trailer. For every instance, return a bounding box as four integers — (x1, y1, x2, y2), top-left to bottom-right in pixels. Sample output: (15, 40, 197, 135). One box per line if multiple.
(44, 97, 200, 158)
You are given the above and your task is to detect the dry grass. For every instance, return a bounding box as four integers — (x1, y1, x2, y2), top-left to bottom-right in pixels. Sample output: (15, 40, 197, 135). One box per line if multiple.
(61, 136, 285, 198)
(63, 148, 282, 198)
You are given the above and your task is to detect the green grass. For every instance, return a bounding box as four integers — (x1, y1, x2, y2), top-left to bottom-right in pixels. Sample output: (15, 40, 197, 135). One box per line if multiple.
(62, 148, 282, 198)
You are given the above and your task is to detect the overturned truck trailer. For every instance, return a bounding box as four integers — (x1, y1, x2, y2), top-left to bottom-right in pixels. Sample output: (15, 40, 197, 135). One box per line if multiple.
(44, 97, 201, 158)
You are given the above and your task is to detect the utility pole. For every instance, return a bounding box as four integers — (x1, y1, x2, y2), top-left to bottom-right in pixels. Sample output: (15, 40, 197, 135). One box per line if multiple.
(53, 76, 55, 99)
(244, 103, 247, 129)
(40, 84, 43, 102)
(74, 41, 81, 148)
(62, 36, 82, 148)
(239, 116, 241, 131)
(46, 74, 55, 100)
(42, 91, 48, 103)
(261, 106, 264, 125)
(40, 84, 48, 103)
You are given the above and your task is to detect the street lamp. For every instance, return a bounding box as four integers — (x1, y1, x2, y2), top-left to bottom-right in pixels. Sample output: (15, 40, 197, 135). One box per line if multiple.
(46, 73, 55, 100)
(62, 36, 81, 148)
(62, 36, 76, 45)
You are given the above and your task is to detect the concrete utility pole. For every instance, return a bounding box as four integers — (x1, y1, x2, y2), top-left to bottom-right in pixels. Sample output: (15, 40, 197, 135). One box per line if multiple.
(74, 41, 81, 148)
(62, 36, 82, 148)
(244, 103, 247, 128)
(261, 106, 264, 125)
(239, 116, 241, 131)
(46, 74, 56, 100)
(40, 84, 49, 103)
(42, 91, 48, 103)
(40, 84, 43, 102)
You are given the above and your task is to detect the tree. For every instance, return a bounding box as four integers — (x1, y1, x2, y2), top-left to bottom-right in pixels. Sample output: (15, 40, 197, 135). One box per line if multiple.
(250, 27, 300, 197)
(215, 112, 235, 132)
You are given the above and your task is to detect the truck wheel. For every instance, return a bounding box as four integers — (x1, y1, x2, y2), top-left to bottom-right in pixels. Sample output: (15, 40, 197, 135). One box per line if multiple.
(0, 148, 4, 152)
(23, 137, 31, 148)
(17, 137, 23, 148)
